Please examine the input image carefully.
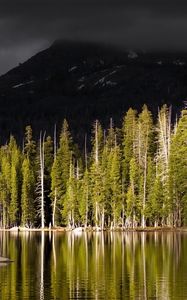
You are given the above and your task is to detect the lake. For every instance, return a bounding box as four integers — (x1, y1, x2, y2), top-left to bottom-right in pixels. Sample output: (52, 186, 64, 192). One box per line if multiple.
(0, 231, 187, 299)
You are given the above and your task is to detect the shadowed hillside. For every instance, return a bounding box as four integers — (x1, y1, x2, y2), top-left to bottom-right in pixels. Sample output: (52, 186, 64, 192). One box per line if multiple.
(0, 40, 186, 144)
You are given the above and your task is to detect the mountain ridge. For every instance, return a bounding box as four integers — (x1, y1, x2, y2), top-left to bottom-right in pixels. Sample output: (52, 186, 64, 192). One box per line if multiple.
(0, 40, 186, 144)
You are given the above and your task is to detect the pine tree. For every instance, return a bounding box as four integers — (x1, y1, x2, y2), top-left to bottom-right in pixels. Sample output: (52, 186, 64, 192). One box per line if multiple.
(21, 158, 35, 227)
(0, 147, 11, 227)
(36, 131, 46, 229)
(90, 120, 104, 228)
(109, 143, 122, 228)
(169, 109, 187, 226)
(9, 137, 22, 226)
(135, 105, 153, 228)
(24, 125, 36, 162)
(79, 168, 90, 227)
(44, 136, 54, 226)
(156, 105, 172, 225)
(126, 157, 138, 228)
(122, 108, 137, 191)
(51, 159, 59, 226)
(100, 143, 112, 228)
(20, 126, 37, 226)
(51, 119, 73, 226)
(63, 158, 76, 228)
(79, 135, 90, 227)
(148, 176, 164, 227)
(145, 157, 157, 226)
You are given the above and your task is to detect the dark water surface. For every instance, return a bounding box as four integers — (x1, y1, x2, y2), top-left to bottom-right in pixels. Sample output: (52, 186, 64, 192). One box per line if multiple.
(0, 231, 187, 299)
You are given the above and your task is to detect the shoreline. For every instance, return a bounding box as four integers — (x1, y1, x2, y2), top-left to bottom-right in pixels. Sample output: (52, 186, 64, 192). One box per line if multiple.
(1, 226, 187, 233)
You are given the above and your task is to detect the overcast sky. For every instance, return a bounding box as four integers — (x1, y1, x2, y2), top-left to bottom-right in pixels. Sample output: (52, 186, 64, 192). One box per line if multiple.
(0, 0, 187, 74)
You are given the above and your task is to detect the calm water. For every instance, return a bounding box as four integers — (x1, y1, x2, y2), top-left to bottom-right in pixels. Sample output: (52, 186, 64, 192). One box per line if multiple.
(0, 231, 187, 300)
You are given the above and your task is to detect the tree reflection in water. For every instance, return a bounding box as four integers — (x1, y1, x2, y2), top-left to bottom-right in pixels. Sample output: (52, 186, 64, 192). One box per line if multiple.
(0, 231, 185, 299)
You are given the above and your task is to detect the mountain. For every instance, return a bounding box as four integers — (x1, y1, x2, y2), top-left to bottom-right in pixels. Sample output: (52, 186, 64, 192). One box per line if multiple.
(0, 40, 187, 144)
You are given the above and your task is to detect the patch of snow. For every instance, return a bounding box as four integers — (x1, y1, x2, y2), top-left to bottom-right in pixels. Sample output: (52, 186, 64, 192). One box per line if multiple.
(108, 70, 117, 76)
(98, 77, 105, 84)
(94, 76, 106, 86)
(77, 84, 85, 90)
(173, 60, 185, 66)
(94, 74, 117, 87)
(68, 66, 78, 72)
(94, 77, 117, 87)
(73, 227, 83, 232)
(105, 81, 117, 87)
(12, 80, 33, 89)
(10, 226, 19, 232)
(12, 83, 25, 88)
(128, 51, 138, 59)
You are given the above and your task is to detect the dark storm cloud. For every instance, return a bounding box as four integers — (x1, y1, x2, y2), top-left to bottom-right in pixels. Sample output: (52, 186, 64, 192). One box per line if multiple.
(0, 0, 187, 74)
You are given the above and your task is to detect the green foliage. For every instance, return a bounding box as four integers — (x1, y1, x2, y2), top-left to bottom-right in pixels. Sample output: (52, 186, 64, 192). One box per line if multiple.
(148, 176, 164, 224)
(109, 145, 122, 226)
(51, 119, 73, 225)
(79, 169, 90, 225)
(24, 125, 36, 162)
(0, 149, 11, 227)
(126, 157, 138, 222)
(0, 105, 186, 228)
(21, 158, 36, 226)
(122, 108, 137, 188)
(169, 110, 187, 225)
(9, 138, 22, 226)
(44, 135, 54, 225)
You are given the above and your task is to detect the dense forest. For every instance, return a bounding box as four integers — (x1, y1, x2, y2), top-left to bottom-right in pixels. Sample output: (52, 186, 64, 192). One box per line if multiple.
(0, 104, 186, 229)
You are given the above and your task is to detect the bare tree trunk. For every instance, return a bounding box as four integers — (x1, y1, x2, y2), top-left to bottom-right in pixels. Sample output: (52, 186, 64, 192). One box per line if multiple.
(84, 134, 88, 228)
(52, 125, 57, 228)
(71, 210, 75, 228)
(101, 207, 105, 230)
(122, 204, 125, 228)
(40, 131, 46, 229)
(3, 206, 6, 229)
(132, 210, 136, 229)
(95, 120, 100, 228)
(157, 106, 172, 223)
(95, 120, 99, 165)
(85, 185, 88, 228)
(142, 143, 148, 228)
(85, 200, 88, 228)
(52, 188, 57, 228)
(132, 180, 136, 228)
(96, 201, 99, 227)
(138, 123, 141, 165)
(122, 180, 125, 229)
(154, 220, 158, 228)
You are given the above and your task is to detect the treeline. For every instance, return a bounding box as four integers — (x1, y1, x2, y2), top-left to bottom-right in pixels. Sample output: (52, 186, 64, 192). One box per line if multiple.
(0, 105, 186, 229)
